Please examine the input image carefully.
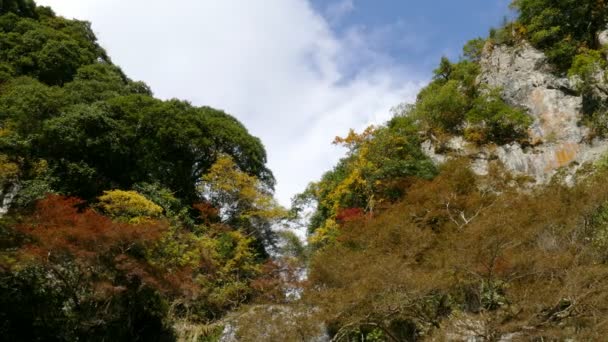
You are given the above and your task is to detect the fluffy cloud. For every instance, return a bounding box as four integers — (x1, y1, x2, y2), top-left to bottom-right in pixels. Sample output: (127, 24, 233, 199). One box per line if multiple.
(36, 0, 425, 205)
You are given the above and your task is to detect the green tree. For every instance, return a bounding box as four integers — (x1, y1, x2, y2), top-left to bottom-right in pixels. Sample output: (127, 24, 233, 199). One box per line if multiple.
(0, 0, 36, 17)
(465, 88, 532, 144)
(413, 80, 470, 134)
(0, 76, 66, 135)
(63, 63, 129, 103)
(512, 0, 608, 71)
(462, 37, 486, 62)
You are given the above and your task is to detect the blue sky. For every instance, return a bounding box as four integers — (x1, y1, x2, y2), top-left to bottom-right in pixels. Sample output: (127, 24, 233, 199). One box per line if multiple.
(38, 0, 514, 206)
(311, 0, 514, 77)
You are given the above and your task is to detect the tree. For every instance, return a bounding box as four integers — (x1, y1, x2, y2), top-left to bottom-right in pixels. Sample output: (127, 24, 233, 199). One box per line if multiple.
(465, 87, 532, 144)
(0, 76, 66, 135)
(306, 162, 608, 340)
(305, 123, 435, 244)
(39, 102, 132, 198)
(201, 155, 286, 256)
(0, 0, 36, 17)
(63, 63, 129, 103)
(462, 37, 486, 62)
(0, 2, 279, 339)
(512, 0, 608, 71)
(3, 194, 176, 340)
(413, 80, 470, 134)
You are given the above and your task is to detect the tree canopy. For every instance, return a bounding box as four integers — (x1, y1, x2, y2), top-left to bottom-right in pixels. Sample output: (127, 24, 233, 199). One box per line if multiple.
(0, 2, 284, 340)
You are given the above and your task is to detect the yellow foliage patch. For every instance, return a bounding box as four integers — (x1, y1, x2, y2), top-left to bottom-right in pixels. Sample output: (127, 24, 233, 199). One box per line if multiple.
(202, 155, 287, 221)
(97, 190, 163, 222)
(0, 154, 19, 185)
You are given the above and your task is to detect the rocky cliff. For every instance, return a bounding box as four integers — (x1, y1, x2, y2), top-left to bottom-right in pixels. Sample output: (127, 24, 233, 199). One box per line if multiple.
(423, 42, 608, 183)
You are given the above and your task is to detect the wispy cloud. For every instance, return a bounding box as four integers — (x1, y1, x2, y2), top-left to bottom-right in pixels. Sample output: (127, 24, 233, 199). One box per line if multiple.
(325, 0, 355, 24)
(37, 0, 425, 205)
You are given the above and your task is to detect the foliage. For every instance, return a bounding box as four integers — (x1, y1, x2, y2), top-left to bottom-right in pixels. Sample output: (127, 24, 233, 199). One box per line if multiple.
(1, 194, 176, 341)
(465, 88, 532, 144)
(0, 8, 274, 204)
(402, 53, 532, 147)
(462, 37, 486, 62)
(590, 201, 608, 262)
(412, 79, 470, 133)
(201, 155, 284, 223)
(306, 51, 528, 246)
(201, 155, 286, 256)
(5, 0, 608, 340)
(488, 19, 523, 46)
(97, 189, 163, 222)
(305, 161, 608, 340)
(304, 122, 436, 243)
(511, 0, 608, 72)
(0, 2, 280, 340)
(412, 57, 481, 134)
(0, 0, 37, 17)
(568, 48, 607, 91)
(0, 11, 107, 85)
(0, 153, 18, 184)
(567, 49, 608, 136)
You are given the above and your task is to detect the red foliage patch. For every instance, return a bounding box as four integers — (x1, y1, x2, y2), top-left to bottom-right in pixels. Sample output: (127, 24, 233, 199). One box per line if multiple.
(18, 194, 166, 261)
(15, 194, 190, 295)
(336, 207, 365, 223)
(193, 201, 220, 224)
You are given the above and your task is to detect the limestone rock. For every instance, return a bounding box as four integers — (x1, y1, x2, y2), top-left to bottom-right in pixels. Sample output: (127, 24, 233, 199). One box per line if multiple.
(478, 42, 584, 144)
(422, 42, 608, 184)
(598, 27, 608, 51)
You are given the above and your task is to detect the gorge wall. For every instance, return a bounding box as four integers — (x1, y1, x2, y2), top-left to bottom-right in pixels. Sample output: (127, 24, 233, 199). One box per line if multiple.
(423, 41, 608, 183)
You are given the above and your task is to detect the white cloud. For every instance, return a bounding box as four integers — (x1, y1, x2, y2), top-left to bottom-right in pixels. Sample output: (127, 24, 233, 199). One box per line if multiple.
(36, 0, 425, 206)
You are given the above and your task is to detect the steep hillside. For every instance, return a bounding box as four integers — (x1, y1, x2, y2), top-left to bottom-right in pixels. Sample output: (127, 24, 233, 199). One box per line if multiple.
(0, 1, 291, 341)
(277, 1, 608, 341)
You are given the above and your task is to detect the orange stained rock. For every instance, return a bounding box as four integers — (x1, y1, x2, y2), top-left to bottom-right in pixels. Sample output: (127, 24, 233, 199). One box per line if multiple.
(552, 143, 578, 170)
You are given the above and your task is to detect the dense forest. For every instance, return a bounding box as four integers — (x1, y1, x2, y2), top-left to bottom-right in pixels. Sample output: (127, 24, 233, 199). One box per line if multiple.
(2, 0, 608, 341)
(0, 0, 292, 340)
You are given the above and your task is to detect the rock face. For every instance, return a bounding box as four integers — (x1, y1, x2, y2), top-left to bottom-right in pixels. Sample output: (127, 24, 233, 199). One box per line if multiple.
(478, 42, 585, 144)
(598, 26, 608, 52)
(424, 42, 608, 183)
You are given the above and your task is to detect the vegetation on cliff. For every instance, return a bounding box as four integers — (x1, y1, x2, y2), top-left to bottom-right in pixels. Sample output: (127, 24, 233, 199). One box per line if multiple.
(295, 0, 608, 340)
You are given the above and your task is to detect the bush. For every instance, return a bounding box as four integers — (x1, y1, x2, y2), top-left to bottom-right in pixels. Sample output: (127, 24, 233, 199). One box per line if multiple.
(413, 80, 470, 134)
(512, 0, 608, 72)
(465, 88, 532, 144)
(462, 38, 486, 62)
(97, 189, 163, 222)
(568, 49, 607, 92)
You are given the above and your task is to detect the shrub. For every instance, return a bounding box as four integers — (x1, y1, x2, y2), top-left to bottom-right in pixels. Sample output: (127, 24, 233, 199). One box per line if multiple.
(97, 189, 163, 222)
(465, 88, 532, 144)
(413, 80, 470, 134)
(568, 48, 607, 92)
